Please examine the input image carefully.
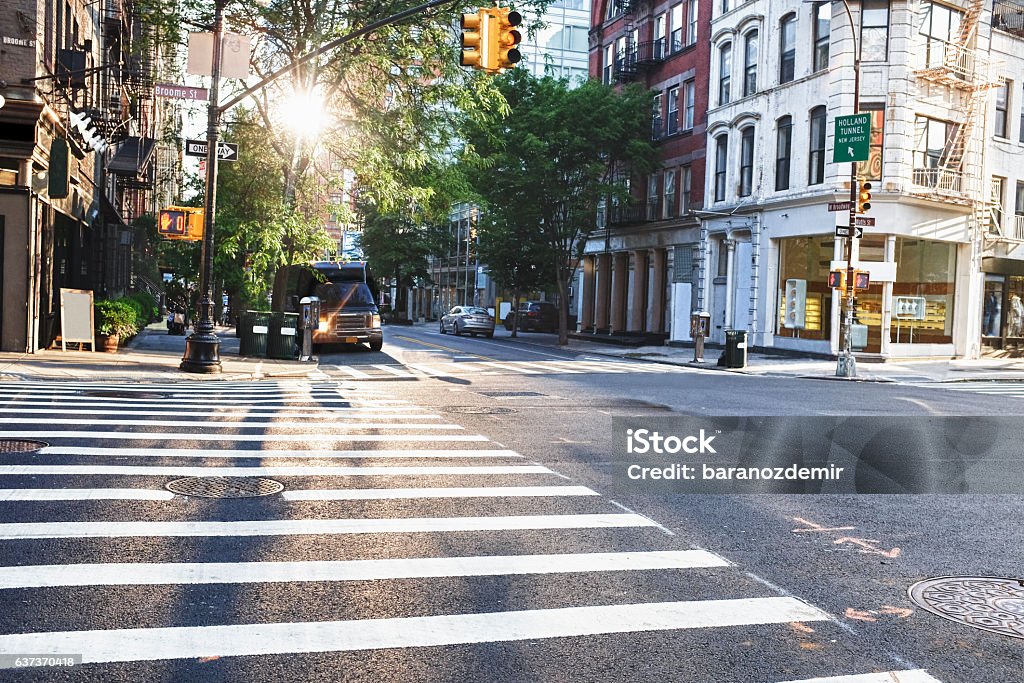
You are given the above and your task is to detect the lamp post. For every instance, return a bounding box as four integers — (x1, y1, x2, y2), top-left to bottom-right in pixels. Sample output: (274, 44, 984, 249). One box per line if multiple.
(180, 0, 227, 373)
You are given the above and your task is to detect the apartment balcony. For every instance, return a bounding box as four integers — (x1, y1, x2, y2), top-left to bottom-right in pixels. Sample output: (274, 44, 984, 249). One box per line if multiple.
(994, 0, 1024, 38)
(608, 204, 650, 227)
(910, 167, 972, 205)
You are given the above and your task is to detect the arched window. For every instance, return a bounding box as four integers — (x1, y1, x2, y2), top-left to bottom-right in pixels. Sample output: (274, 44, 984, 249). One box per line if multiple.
(813, 3, 830, 72)
(809, 106, 827, 185)
(780, 14, 796, 83)
(775, 116, 793, 191)
(719, 42, 732, 105)
(739, 126, 755, 196)
(743, 30, 758, 97)
(714, 134, 729, 201)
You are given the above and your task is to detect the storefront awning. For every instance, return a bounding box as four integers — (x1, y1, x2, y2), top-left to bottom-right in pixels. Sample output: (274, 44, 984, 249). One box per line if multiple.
(107, 136, 156, 176)
(982, 257, 1024, 276)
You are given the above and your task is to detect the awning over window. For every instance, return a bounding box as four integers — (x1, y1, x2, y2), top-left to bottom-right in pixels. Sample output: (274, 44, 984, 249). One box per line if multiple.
(107, 136, 156, 176)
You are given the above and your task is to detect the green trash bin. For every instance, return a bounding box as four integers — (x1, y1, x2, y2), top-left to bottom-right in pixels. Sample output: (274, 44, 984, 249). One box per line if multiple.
(239, 311, 270, 357)
(719, 329, 748, 369)
(268, 312, 299, 359)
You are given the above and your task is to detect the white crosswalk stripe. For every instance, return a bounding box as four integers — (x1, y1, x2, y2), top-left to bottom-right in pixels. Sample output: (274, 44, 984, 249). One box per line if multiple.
(0, 379, 944, 680)
(323, 357, 692, 379)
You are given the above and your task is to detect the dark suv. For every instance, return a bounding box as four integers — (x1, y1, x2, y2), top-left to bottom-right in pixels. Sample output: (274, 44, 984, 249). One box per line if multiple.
(503, 301, 559, 332)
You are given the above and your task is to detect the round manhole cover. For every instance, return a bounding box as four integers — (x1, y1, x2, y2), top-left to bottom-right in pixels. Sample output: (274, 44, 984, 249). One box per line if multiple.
(909, 576, 1024, 639)
(444, 406, 517, 415)
(81, 390, 166, 399)
(0, 439, 47, 453)
(166, 476, 284, 498)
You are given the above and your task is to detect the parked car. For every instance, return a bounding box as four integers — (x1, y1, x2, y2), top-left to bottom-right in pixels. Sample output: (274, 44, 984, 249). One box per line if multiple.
(440, 306, 495, 337)
(503, 301, 559, 332)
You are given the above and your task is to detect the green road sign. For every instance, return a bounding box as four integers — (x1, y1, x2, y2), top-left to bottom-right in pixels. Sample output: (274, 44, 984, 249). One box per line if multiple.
(833, 113, 871, 163)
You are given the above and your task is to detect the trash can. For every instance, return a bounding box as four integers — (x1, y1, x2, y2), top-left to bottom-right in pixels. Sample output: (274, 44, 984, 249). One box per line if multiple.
(719, 329, 748, 369)
(267, 312, 299, 359)
(239, 310, 270, 357)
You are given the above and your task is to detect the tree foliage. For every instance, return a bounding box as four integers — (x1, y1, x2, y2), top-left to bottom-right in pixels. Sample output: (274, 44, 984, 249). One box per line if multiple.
(460, 70, 659, 344)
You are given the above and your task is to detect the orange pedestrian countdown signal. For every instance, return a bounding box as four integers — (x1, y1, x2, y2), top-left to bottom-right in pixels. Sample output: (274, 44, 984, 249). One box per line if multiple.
(158, 207, 204, 241)
(828, 269, 871, 290)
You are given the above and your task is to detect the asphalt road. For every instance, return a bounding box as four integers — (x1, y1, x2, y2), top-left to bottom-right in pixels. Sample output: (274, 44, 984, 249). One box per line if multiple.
(0, 326, 1021, 681)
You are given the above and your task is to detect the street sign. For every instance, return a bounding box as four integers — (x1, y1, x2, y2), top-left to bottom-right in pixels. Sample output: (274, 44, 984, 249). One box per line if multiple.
(855, 216, 875, 226)
(833, 113, 871, 163)
(155, 83, 209, 101)
(828, 201, 853, 212)
(835, 226, 864, 238)
(185, 139, 239, 162)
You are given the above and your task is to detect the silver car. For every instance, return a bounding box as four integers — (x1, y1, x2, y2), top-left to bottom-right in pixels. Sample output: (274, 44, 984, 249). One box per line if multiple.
(440, 306, 495, 337)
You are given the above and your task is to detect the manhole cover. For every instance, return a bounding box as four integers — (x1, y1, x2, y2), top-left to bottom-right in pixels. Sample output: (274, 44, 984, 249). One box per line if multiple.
(0, 439, 47, 453)
(445, 406, 517, 415)
(166, 476, 284, 498)
(81, 390, 166, 400)
(908, 576, 1024, 639)
(476, 391, 546, 398)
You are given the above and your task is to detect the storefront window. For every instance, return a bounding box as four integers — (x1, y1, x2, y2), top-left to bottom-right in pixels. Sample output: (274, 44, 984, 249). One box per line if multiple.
(983, 278, 1004, 338)
(890, 238, 956, 344)
(777, 237, 834, 340)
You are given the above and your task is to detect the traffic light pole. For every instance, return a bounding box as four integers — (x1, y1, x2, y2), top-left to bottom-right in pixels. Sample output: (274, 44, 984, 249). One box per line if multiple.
(181, 0, 226, 373)
(836, 0, 859, 379)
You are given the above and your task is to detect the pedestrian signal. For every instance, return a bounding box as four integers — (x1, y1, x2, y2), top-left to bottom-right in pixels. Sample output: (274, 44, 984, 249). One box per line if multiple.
(828, 270, 845, 290)
(159, 207, 204, 241)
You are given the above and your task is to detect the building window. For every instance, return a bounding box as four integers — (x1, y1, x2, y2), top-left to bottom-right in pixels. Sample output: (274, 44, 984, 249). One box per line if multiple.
(995, 80, 1010, 139)
(654, 13, 666, 58)
(743, 31, 758, 97)
(777, 236, 834, 339)
(1020, 82, 1024, 143)
(809, 105, 827, 185)
(739, 126, 755, 197)
(686, 0, 698, 46)
(913, 116, 957, 189)
(670, 4, 683, 52)
(861, 0, 890, 62)
(664, 168, 677, 218)
(603, 44, 614, 84)
(719, 42, 732, 105)
(780, 14, 796, 84)
(647, 172, 661, 221)
(683, 79, 695, 130)
(919, 1, 962, 70)
(856, 105, 885, 182)
(891, 238, 956, 345)
(652, 93, 663, 140)
(776, 115, 793, 191)
(721, 0, 732, 15)
(667, 87, 679, 135)
(714, 134, 728, 202)
(992, 177, 1006, 234)
(1015, 181, 1024, 240)
(813, 2, 830, 72)
(681, 164, 692, 214)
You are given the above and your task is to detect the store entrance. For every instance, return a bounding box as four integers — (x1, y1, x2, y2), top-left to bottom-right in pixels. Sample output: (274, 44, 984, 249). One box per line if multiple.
(853, 283, 884, 353)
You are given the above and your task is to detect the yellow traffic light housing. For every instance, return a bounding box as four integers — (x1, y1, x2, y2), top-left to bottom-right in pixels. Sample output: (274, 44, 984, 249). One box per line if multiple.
(828, 269, 846, 290)
(460, 11, 486, 70)
(493, 7, 523, 71)
(858, 180, 872, 213)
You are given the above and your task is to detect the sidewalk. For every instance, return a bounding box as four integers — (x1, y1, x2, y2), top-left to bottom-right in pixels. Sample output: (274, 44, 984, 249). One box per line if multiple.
(0, 323, 318, 382)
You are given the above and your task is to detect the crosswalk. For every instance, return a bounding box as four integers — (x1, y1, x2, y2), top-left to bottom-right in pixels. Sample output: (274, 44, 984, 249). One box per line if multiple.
(0, 379, 942, 681)
(327, 357, 693, 380)
(908, 380, 1024, 399)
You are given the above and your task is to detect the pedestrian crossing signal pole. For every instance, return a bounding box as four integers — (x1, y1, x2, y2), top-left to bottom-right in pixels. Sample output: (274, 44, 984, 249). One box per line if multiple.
(836, 0, 860, 379)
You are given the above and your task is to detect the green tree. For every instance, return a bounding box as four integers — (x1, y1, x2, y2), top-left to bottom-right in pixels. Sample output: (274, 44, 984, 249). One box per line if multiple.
(461, 70, 659, 344)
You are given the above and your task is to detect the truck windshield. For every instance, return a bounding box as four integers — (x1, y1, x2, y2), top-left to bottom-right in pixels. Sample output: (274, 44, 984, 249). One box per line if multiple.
(315, 282, 376, 308)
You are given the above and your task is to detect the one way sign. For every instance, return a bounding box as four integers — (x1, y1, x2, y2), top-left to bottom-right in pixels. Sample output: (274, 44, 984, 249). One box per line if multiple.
(185, 139, 239, 162)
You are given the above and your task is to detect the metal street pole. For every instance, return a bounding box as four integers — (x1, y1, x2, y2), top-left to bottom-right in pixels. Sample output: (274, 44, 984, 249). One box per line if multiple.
(181, 0, 225, 373)
(835, 0, 860, 378)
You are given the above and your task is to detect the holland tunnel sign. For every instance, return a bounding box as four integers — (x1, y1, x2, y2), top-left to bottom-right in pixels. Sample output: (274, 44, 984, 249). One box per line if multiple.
(833, 113, 871, 163)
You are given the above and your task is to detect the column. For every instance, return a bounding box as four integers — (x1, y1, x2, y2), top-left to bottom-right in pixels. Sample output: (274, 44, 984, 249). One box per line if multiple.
(596, 253, 611, 330)
(630, 249, 649, 332)
(723, 239, 736, 331)
(610, 252, 628, 332)
(581, 255, 596, 329)
(649, 248, 668, 333)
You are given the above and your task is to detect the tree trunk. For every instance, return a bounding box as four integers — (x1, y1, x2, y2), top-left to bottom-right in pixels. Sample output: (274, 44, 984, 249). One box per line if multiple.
(511, 288, 520, 338)
(556, 273, 570, 346)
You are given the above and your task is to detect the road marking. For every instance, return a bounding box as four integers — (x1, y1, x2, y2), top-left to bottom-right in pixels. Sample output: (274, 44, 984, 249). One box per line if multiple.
(0, 400, 424, 413)
(371, 364, 417, 378)
(0, 464, 551, 477)
(0, 598, 828, 663)
(0, 513, 659, 539)
(0, 431, 488, 443)
(0, 489, 175, 501)
(3, 408, 439, 420)
(0, 550, 730, 589)
(0, 396, 411, 406)
(521, 361, 583, 373)
(477, 361, 541, 374)
(36, 447, 522, 459)
(281, 485, 599, 500)
(0, 418, 462, 430)
(392, 335, 499, 361)
(548, 360, 627, 373)
(777, 672, 943, 683)
(332, 365, 372, 378)
(404, 363, 451, 378)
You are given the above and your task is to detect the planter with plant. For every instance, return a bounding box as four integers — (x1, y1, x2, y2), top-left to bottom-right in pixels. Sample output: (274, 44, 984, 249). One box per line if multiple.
(94, 299, 138, 351)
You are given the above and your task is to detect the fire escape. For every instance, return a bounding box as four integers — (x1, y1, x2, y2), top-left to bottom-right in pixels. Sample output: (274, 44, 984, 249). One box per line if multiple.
(911, 0, 1000, 237)
(613, 0, 663, 84)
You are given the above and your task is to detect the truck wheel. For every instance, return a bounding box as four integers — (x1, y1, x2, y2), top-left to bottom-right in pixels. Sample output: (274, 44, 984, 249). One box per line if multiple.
(369, 339, 383, 352)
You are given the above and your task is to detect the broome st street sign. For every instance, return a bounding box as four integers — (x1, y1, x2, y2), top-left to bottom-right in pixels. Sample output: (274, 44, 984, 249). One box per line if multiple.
(155, 83, 210, 101)
(833, 113, 871, 163)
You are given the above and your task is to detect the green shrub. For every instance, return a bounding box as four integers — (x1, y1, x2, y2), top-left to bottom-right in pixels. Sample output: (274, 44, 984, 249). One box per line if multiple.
(128, 291, 158, 325)
(94, 299, 138, 338)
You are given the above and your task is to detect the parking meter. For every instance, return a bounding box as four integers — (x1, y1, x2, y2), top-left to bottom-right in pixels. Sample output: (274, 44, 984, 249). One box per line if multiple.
(690, 311, 711, 363)
(299, 296, 320, 361)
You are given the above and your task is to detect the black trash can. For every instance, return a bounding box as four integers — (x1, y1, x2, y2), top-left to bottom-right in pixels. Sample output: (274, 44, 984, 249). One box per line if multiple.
(267, 312, 299, 359)
(239, 311, 270, 357)
(719, 329, 748, 369)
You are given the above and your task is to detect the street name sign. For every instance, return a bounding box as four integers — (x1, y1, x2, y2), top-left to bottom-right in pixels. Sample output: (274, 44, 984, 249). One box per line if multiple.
(835, 226, 864, 238)
(856, 216, 876, 226)
(833, 113, 871, 163)
(828, 201, 853, 212)
(155, 83, 209, 101)
(185, 139, 239, 162)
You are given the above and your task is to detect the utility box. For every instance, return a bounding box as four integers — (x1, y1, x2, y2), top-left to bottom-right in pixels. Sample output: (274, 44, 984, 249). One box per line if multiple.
(851, 323, 869, 350)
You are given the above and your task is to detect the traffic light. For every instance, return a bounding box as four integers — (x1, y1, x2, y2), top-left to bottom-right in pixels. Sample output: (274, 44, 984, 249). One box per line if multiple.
(492, 7, 522, 71)
(48, 138, 70, 199)
(857, 180, 872, 213)
(828, 269, 846, 290)
(460, 10, 486, 70)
